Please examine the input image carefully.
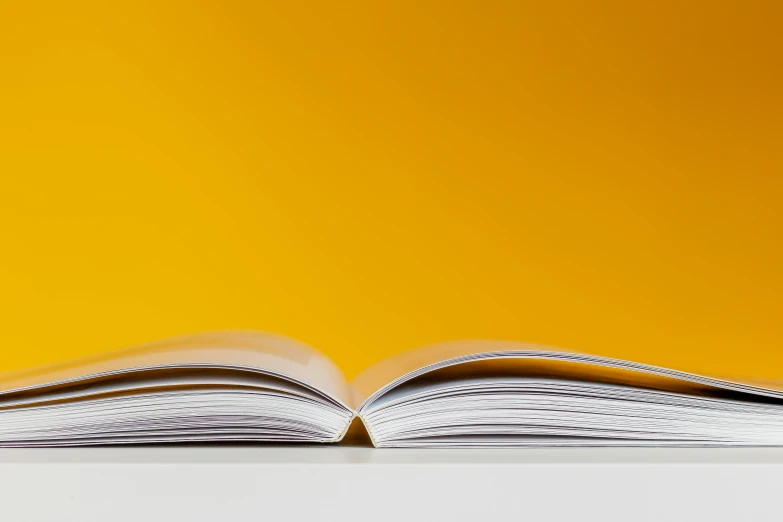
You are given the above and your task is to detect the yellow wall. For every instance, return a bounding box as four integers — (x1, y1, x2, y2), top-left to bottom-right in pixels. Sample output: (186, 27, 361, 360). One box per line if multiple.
(2, 1, 782, 379)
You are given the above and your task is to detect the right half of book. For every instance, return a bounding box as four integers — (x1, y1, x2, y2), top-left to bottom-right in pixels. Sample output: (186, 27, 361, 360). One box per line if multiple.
(353, 340, 783, 447)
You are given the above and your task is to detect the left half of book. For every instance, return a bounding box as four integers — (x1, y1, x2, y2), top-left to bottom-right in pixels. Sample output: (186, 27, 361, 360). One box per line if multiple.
(0, 331, 355, 446)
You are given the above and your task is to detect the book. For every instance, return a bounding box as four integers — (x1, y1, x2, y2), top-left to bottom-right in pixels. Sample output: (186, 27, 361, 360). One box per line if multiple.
(1, 330, 783, 447)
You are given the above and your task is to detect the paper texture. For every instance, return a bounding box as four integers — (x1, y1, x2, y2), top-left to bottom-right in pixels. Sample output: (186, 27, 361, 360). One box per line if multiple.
(0, 331, 352, 407)
(351, 340, 783, 409)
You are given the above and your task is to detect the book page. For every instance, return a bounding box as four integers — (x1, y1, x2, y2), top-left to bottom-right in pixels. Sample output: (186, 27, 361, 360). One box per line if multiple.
(0, 331, 352, 408)
(351, 340, 783, 411)
(351, 341, 545, 407)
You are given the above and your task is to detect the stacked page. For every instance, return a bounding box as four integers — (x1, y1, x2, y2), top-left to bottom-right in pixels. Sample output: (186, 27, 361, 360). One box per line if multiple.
(1, 331, 783, 447)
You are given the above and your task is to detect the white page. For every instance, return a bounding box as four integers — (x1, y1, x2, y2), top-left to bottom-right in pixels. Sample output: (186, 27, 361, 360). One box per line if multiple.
(0, 331, 352, 408)
(0, 391, 352, 446)
(0, 369, 333, 410)
(351, 340, 783, 411)
(360, 374, 783, 447)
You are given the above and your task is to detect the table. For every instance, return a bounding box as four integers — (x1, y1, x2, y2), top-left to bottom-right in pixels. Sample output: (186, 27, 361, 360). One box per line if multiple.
(2, 446, 782, 521)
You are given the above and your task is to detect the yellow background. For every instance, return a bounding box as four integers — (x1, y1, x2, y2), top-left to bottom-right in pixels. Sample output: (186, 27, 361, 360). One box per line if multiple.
(1, 1, 781, 379)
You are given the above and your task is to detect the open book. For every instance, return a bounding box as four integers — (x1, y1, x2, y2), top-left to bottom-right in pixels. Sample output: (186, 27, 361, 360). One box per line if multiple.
(2, 330, 783, 447)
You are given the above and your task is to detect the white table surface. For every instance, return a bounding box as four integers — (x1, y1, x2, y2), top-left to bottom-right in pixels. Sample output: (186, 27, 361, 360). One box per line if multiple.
(2, 445, 783, 521)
